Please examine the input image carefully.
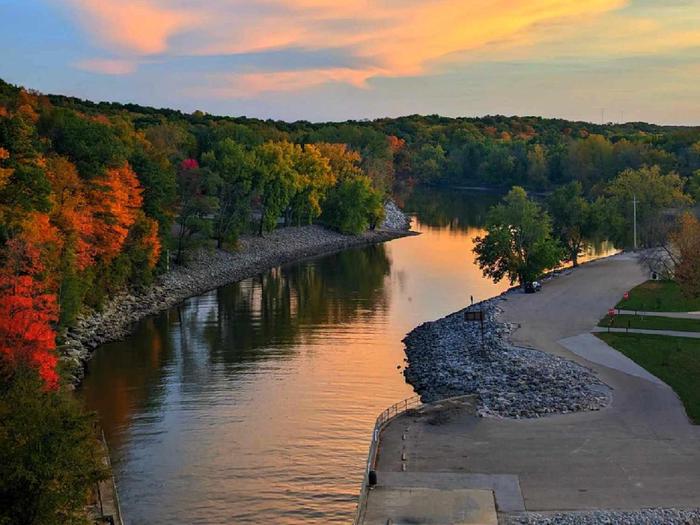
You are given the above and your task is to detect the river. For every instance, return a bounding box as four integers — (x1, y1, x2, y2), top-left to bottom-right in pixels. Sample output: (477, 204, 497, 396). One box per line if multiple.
(80, 188, 612, 524)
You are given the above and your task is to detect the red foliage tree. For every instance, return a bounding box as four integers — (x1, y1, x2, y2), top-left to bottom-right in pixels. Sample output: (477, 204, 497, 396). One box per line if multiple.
(180, 158, 199, 171)
(0, 239, 59, 389)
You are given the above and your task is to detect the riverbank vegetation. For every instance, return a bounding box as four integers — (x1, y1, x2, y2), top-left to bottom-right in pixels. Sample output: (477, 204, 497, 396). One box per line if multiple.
(0, 365, 107, 525)
(474, 166, 696, 286)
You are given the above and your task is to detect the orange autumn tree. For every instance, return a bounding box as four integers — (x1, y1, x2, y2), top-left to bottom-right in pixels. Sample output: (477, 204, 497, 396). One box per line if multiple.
(90, 163, 144, 263)
(139, 214, 161, 268)
(672, 213, 700, 298)
(45, 156, 95, 270)
(0, 238, 59, 389)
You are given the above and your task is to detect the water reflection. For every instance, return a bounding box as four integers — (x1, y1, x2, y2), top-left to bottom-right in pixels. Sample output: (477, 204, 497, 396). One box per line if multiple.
(83, 244, 392, 449)
(397, 185, 501, 232)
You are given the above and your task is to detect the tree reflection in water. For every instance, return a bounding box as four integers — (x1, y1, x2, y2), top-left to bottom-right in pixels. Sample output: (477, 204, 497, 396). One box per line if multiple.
(81, 244, 391, 450)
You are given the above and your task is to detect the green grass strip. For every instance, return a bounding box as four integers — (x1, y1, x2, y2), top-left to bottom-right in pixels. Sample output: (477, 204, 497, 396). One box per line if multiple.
(597, 332, 700, 424)
(616, 280, 700, 312)
(599, 314, 700, 333)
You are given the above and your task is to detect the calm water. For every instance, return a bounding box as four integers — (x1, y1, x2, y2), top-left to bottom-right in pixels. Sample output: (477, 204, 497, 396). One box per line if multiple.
(80, 188, 610, 524)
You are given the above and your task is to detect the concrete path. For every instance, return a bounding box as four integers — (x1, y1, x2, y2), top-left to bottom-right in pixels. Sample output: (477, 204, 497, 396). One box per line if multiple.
(375, 472, 525, 512)
(617, 309, 700, 320)
(363, 485, 498, 524)
(376, 252, 700, 514)
(592, 326, 700, 338)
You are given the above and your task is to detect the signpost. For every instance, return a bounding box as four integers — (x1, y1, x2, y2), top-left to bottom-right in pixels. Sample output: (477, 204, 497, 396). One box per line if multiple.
(464, 310, 485, 353)
(607, 308, 616, 332)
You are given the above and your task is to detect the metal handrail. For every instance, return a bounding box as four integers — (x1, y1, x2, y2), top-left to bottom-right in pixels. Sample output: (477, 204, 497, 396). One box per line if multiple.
(353, 395, 422, 524)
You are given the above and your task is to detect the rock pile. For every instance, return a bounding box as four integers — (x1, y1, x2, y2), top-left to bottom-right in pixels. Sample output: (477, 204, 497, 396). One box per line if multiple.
(61, 203, 414, 384)
(505, 509, 700, 525)
(382, 200, 412, 231)
(403, 298, 610, 418)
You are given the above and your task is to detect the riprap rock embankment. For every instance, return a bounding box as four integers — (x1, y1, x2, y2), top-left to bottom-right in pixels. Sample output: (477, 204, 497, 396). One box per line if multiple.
(403, 297, 609, 418)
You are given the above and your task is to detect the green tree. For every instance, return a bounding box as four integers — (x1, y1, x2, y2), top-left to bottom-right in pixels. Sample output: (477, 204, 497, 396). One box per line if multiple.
(600, 165, 692, 247)
(174, 160, 219, 263)
(688, 170, 700, 203)
(547, 181, 599, 266)
(41, 109, 127, 179)
(201, 139, 255, 248)
(478, 145, 516, 186)
(253, 141, 298, 235)
(413, 143, 447, 183)
(288, 144, 334, 226)
(0, 366, 107, 525)
(129, 147, 177, 242)
(564, 134, 613, 188)
(322, 176, 384, 234)
(526, 144, 549, 189)
(474, 186, 562, 285)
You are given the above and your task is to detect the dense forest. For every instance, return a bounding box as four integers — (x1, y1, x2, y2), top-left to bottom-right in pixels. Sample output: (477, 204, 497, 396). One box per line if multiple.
(1, 76, 700, 386)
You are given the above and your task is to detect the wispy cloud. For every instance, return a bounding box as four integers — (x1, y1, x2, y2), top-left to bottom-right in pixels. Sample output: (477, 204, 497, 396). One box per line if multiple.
(65, 0, 199, 55)
(192, 67, 383, 98)
(74, 58, 138, 75)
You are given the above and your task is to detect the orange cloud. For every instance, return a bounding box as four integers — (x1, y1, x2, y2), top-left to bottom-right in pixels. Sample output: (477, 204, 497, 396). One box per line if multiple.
(206, 1, 627, 66)
(66, 0, 198, 54)
(70, 0, 698, 92)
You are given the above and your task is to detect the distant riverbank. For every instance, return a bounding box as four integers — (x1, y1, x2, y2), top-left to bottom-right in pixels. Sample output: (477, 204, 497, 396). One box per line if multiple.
(60, 206, 414, 384)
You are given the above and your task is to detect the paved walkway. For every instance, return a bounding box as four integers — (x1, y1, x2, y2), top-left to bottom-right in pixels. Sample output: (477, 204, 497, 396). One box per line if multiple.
(375, 252, 700, 515)
(592, 326, 700, 338)
(617, 309, 700, 319)
(559, 333, 665, 385)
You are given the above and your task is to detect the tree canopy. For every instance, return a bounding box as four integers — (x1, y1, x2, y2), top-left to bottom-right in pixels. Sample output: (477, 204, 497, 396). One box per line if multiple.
(474, 187, 563, 285)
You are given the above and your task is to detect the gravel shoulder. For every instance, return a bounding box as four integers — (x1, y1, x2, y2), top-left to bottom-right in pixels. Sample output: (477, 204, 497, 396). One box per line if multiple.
(60, 205, 413, 384)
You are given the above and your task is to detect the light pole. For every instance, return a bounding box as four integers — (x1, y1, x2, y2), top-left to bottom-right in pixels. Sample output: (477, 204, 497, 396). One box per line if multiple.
(633, 194, 638, 250)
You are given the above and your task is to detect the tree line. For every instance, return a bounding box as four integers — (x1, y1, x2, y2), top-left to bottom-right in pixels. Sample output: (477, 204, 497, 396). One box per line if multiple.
(475, 166, 697, 291)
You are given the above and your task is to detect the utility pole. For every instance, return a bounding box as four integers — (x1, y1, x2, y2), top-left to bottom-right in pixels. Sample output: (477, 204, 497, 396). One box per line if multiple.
(633, 194, 638, 250)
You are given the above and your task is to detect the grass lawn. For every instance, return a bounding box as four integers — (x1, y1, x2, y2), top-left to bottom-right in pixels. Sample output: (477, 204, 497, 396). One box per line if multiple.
(598, 314, 700, 333)
(616, 280, 700, 312)
(597, 333, 700, 424)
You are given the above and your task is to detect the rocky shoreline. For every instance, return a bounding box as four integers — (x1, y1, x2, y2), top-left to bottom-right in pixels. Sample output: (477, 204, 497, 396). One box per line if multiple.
(402, 293, 610, 418)
(60, 205, 413, 384)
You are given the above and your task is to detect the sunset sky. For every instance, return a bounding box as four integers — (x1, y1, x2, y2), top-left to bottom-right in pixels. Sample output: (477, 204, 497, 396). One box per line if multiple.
(2, 0, 700, 124)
